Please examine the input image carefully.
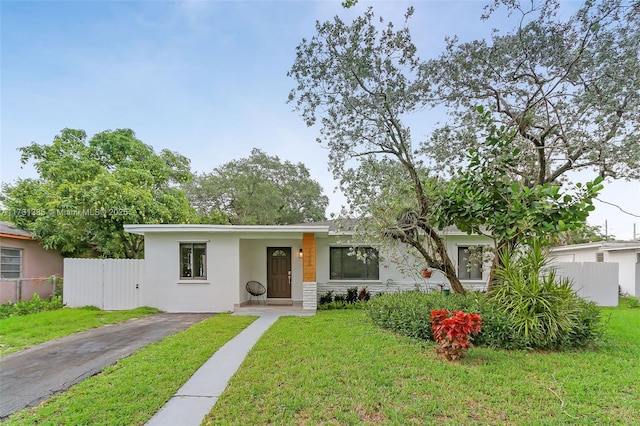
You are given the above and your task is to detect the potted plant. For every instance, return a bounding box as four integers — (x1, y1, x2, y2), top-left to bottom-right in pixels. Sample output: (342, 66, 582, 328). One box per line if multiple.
(421, 268, 432, 278)
(436, 282, 450, 295)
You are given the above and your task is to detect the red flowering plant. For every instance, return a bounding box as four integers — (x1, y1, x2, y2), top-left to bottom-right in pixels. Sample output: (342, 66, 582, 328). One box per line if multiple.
(430, 309, 482, 361)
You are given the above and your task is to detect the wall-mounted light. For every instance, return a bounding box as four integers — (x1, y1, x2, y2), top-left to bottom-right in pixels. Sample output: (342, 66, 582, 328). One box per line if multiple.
(299, 248, 303, 258)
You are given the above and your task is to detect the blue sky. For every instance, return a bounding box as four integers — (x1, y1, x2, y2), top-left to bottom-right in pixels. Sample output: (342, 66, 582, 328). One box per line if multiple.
(1, 0, 638, 239)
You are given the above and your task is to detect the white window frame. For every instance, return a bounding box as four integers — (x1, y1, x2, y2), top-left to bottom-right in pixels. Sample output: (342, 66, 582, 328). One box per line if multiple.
(329, 246, 379, 281)
(179, 242, 207, 280)
(457, 245, 484, 280)
(1, 247, 23, 279)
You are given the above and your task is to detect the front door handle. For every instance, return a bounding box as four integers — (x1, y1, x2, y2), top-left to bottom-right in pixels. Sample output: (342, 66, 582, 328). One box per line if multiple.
(288, 270, 292, 284)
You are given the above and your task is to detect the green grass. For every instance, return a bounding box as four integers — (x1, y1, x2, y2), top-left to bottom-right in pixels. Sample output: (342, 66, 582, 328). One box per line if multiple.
(5, 313, 257, 425)
(0, 306, 160, 356)
(205, 307, 640, 425)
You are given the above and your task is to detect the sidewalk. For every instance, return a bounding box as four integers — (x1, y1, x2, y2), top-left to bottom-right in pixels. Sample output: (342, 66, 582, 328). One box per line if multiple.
(146, 310, 312, 426)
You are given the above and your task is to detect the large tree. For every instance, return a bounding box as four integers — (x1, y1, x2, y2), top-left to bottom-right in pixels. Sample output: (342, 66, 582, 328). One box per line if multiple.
(184, 148, 328, 225)
(1, 128, 195, 258)
(288, 1, 638, 293)
(288, 7, 468, 293)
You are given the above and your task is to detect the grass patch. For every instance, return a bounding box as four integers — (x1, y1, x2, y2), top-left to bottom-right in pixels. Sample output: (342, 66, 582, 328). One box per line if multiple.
(5, 313, 257, 425)
(205, 307, 640, 425)
(0, 306, 160, 356)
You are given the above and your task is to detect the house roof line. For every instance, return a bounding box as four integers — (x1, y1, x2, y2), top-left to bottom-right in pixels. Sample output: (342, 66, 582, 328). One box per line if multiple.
(124, 224, 331, 236)
(551, 241, 640, 252)
(0, 222, 33, 240)
(0, 232, 33, 240)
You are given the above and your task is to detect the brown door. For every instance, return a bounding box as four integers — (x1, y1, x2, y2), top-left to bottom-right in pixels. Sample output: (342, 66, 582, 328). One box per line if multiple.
(267, 247, 291, 298)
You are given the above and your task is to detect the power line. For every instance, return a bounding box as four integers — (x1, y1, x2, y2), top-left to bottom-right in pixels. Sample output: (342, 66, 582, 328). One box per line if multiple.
(595, 197, 640, 218)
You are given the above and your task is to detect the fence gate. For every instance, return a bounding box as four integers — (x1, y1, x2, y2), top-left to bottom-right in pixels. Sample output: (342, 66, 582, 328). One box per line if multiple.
(63, 259, 144, 310)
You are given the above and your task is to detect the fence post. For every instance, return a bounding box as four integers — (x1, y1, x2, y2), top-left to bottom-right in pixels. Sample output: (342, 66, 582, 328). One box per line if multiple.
(52, 276, 57, 299)
(17, 279, 22, 302)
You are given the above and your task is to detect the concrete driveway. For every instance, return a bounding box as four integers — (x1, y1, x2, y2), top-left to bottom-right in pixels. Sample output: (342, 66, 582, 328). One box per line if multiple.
(0, 312, 213, 418)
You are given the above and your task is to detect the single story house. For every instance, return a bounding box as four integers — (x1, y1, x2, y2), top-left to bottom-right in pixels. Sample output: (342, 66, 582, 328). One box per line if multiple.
(123, 221, 493, 313)
(0, 221, 64, 303)
(550, 240, 640, 297)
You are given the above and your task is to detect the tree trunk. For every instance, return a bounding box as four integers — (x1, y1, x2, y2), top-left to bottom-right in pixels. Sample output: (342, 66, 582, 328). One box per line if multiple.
(426, 231, 466, 295)
(444, 262, 466, 294)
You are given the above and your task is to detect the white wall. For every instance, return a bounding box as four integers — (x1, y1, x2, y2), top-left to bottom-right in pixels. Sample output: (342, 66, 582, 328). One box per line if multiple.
(608, 251, 639, 296)
(315, 234, 494, 297)
(144, 233, 240, 312)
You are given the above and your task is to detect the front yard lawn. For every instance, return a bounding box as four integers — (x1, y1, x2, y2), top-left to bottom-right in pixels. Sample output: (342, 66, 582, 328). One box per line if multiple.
(0, 306, 160, 356)
(204, 305, 639, 425)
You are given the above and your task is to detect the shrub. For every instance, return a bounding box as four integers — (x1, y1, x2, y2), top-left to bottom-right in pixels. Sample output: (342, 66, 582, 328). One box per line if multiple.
(333, 293, 346, 303)
(490, 240, 603, 350)
(319, 291, 334, 305)
(319, 288, 372, 310)
(346, 287, 359, 304)
(358, 287, 371, 301)
(622, 296, 640, 309)
(367, 244, 602, 351)
(431, 309, 482, 361)
(0, 294, 65, 319)
(367, 291, 479, 341)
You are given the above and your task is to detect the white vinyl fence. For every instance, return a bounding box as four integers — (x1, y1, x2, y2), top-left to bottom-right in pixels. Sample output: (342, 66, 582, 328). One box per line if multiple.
(63, 259, 144, 310)
(552, 262, 619, 306)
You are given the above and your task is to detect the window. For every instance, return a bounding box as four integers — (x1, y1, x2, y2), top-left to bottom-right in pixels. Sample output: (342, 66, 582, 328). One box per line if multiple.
(596, 252, 604, 262)
(458, 246, 483, 280)
(330, 247, 379, 280)
(1, 248, 22, 279)
(180, 243, 207, 279)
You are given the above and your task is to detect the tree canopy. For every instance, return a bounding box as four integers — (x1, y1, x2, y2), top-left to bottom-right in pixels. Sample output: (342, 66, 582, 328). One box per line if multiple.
(184, 148, 328, 225)
(1, 128, 195, 258)
(424, 0, 640, 183)
(287, 0, 636, 292)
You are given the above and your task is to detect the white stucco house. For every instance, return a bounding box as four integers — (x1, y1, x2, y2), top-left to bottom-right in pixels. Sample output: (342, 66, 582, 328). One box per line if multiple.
(550, 240, 640, 297)
(123, 221, 493, 313)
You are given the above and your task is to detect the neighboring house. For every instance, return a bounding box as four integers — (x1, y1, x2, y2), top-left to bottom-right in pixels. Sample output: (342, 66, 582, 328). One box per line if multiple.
(0, 221, 64, 303)
(122, 220, 493, 313)
(550, 241, 640, 297)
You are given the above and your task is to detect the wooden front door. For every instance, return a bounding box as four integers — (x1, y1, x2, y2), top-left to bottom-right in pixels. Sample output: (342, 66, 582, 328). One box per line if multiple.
(267, 247, 291, 298)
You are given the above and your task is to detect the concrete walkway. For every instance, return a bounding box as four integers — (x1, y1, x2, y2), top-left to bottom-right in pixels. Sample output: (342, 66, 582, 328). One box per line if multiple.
(146, 310, 312, 426)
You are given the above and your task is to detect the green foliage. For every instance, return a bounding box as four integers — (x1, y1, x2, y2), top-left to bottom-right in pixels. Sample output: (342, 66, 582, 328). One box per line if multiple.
(553, 224, 613, 245)
(490, 240, 603, 349)
(184, 148, 328, 225)
(346, 286, 358, 304)
(434, 111, 604, 251)
(318, 288, 371, 310)
(621, 296, 640, 309)
(367, 291, 477, 341)
(1, 128, 196, 258)
(289, 1, 638, 293)
(368, 264, 602, 351)
(318, 291, 334, 305)
(0, 294, 64, 319)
